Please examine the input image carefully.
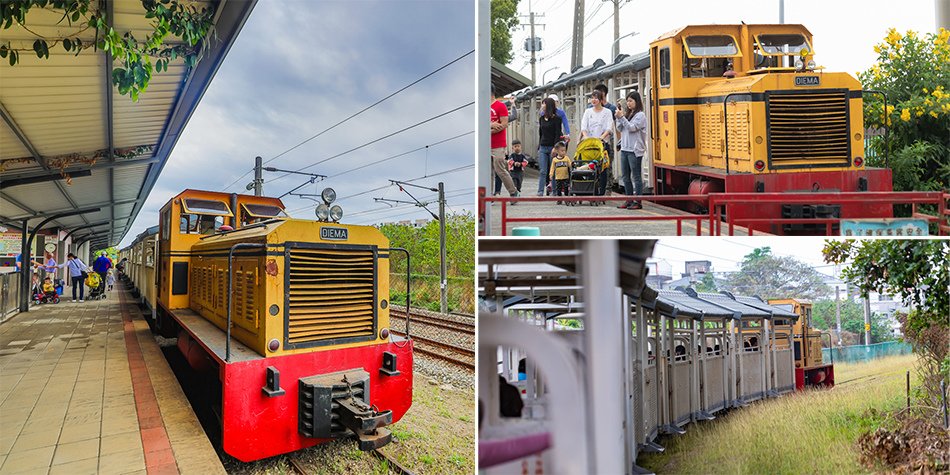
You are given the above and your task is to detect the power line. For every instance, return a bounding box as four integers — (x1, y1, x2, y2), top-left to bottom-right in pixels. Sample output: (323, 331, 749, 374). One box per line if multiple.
(219, 49, 475, 192)
(286, 164, 474, 215)
(266, 102, 474, 191)
(328, 131, 472, 179)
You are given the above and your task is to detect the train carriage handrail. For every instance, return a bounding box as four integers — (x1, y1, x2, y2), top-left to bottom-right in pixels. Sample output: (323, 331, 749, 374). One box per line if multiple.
(383, 247, 412, 343)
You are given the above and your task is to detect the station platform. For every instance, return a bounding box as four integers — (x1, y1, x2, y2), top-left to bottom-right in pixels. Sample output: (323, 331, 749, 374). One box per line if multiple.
(0, 288, 224, 475)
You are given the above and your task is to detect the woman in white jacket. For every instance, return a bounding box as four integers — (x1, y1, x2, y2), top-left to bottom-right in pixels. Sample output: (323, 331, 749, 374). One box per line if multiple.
(615, 91, 647, 209)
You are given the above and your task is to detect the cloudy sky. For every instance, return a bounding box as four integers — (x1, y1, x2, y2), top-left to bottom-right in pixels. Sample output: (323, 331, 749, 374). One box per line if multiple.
(120, 0, 474, 247)
(651, 236, 839, 279)
(509, 0, 937, 81)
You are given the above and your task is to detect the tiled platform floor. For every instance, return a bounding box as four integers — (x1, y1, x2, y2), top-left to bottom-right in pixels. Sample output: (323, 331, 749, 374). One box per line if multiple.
(0, 287, 224, 475)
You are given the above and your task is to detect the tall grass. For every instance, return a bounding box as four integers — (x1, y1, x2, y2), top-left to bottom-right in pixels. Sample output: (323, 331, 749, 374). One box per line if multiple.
(639, 354, 917, 474)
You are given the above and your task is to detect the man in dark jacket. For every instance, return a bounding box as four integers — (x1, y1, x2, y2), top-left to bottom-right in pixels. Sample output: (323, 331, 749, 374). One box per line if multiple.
(93, 251, 112, 294)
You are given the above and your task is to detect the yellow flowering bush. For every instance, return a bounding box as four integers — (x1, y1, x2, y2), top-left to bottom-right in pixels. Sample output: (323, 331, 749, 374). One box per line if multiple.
(860, 28, 950, 191)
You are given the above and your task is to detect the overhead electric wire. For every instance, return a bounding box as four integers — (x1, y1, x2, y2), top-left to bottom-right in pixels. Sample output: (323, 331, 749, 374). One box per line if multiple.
(285, 164, 474, 215)
(328, 131, 473, 179)
(266, 102, 474, 190)
(219, 49, 475, 192)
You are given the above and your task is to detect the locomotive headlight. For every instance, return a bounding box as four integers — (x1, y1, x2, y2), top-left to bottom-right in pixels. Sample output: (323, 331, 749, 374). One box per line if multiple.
(315, 204, 330, 221)
(806, 60, 816, 70)
(329, 205, 344, 222)
(321, 187, 337, 205)
(794, 59, 804, 70)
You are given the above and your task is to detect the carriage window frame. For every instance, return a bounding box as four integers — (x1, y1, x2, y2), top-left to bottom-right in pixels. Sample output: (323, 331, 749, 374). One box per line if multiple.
(160, 208, 171, 240)
(683, 35, 741, 58)
(753, 33, 813, 56)
(658, 47, 671, 87)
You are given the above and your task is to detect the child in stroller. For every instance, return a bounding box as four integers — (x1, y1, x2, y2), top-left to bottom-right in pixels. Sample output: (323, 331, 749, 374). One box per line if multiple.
(33, 276, 60, 304)
(86, 272, 106, 300)
(569, 137, 610, 206)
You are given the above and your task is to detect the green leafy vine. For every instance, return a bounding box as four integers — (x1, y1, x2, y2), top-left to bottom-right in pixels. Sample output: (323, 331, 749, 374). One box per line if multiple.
(0, 0, 216, 101)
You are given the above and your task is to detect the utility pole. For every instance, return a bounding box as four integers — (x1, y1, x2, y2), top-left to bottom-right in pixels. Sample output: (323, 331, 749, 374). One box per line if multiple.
(520, 1, 544, 84)
(835, 285, 843, 345)
(864, 292, 872, 345)
(938, 0, 950, 32)
(570, 0, 585, 70)
(438, 182, 447, 314)
(253, 156, 263, 196)
(779, 0, 785, 24)
(375, 180, 448, 314)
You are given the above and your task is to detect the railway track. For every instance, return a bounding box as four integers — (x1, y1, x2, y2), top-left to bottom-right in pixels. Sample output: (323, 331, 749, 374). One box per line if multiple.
(390, 309, 475, 335)
(288, 450, 415, 475)
(391, 330, 475, 370)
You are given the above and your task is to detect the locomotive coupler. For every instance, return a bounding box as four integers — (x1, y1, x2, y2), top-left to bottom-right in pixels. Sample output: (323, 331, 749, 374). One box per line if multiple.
(335, 397, 393, 451)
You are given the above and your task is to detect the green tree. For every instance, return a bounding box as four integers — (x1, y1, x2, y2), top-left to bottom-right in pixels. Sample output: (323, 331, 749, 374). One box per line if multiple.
(1, 0, 216, 101)
(859, 28, 950, 191)
(693, 273, 717, 292)
(491, 0, 520, 64)
(823, 239, 949, 415)
(812, 298, 897, 344)
(723, 247, 830, 300)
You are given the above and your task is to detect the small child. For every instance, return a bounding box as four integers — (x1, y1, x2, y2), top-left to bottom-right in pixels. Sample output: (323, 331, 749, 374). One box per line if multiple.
(42, 277, 55, 295)
(106, 270, 115, 291)
(507, 140, 529, 193)
(549, 141, 572, 204)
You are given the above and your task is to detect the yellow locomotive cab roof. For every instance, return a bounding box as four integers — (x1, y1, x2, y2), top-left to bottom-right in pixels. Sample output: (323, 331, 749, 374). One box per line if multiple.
(653, 24, 812, 43)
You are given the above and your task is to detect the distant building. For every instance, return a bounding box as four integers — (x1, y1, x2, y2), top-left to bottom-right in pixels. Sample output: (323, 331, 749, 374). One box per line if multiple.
(685, 260, 712, 277)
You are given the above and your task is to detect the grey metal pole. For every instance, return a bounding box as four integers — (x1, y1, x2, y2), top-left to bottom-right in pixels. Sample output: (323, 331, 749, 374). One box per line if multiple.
(937, 0, 950, 32)
(529, 9, 537, 84)
(835, 285, 843, 345)
(478, 0, 491, 235)
(254, 155, 263, 196)
(779, 0, 785, 23)
(19, 219, 29, 313)
(438, 182, 447, 314)
(570, 0, 585, 70)
(864, 292, 872, 345)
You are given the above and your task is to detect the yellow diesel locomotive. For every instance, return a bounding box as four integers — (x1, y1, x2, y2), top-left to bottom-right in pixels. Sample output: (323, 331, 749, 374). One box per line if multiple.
(122, 189, 413, 462)
(649, 24, 892, 232)
(769, 298, 835, 388)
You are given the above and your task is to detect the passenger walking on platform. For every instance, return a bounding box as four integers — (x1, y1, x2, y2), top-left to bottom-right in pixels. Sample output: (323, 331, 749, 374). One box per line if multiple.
(616, 91, 647, 209)
(93, 251, 111, 294)
(34, 251, 57, 280)
(491, 83, 519, 200)
(106, 270, 115, 291)
(57, 253, 88, 302)
(537, 97, 567, 196)
(507, 140, 528, 193)
(549, 142, 572, 204)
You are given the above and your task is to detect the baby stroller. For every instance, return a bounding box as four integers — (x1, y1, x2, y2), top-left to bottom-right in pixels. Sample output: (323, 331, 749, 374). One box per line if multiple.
(32, 282, 60, 305)
(569, 138, 610, 206)
(86, 272, 106, 300)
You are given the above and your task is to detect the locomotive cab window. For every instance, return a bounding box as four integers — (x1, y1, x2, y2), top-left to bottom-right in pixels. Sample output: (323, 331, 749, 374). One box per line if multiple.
(180, 214, 225, 235)
(240, 203, 288, 226)
(658, 47, 671, 87)
(683, 35, 739, 78)
(181, 198, 232, 216)
(753, 34, 813, 69)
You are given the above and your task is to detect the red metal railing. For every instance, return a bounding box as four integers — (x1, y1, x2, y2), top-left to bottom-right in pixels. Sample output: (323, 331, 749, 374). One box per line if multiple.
(481, 194, 713, 236)
(478, 187, 950, 236)
(708, 192, 949, 236)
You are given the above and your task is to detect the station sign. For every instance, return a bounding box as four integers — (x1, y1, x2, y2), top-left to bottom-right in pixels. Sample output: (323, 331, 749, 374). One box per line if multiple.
(840, 219, 929, 237)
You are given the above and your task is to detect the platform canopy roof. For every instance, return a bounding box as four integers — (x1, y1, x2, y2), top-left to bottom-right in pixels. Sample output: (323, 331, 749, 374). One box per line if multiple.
(0, 0, 257, 250)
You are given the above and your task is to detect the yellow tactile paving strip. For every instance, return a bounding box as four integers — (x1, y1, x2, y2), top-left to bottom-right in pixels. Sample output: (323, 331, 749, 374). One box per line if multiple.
(0, 288, 224, 475)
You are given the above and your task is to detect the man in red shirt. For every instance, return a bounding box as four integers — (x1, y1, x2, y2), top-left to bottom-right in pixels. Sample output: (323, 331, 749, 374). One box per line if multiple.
(490, 84, 518, 198)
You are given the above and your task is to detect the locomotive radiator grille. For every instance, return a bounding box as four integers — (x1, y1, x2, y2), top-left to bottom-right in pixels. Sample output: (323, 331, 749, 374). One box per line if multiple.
(766, 90, 851, 169)
(286, 246, 377, 346)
